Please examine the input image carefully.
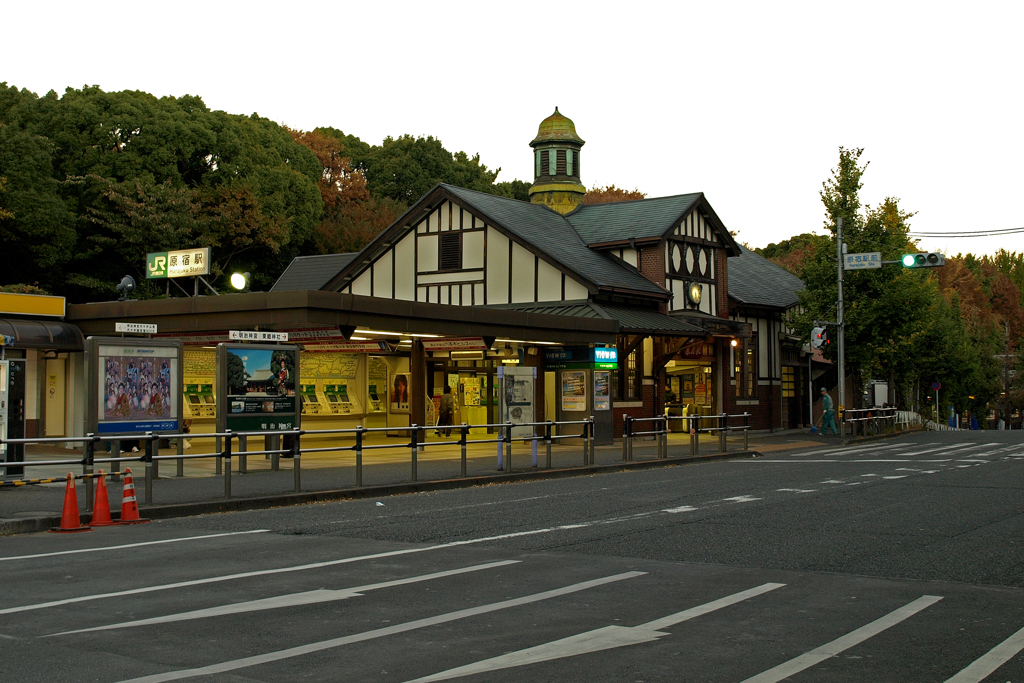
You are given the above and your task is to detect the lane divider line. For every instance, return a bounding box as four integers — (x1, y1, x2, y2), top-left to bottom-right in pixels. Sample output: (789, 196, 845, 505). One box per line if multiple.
(739, 595, 943, 683)
(0, 530, 271, 563)
(46, 560, 522, 636)
(943, 623, 1024, 683)
(111, 571, 647, 683)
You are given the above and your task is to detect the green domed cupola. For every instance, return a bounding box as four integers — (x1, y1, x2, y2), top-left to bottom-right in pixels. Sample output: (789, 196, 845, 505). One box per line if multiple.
(528, 107, 586, 214)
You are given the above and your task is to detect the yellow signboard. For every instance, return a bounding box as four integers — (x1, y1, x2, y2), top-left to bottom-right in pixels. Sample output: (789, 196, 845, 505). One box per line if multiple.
(0, 292, 65, 317)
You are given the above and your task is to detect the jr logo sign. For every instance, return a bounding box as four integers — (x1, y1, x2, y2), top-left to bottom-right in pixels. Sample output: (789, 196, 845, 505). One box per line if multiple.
(147, 252, 169, 279)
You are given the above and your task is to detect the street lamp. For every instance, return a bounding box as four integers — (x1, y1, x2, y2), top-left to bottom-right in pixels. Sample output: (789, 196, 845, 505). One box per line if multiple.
(230, 272, 250, 291)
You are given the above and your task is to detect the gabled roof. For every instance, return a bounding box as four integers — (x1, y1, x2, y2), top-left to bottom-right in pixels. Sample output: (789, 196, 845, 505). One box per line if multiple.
(566, 192, 742, 256)
(728, 245, 804, 310)
(441, 184, 667, 297)
(271, 253, 358, 292)
(494, 300, 705, 335)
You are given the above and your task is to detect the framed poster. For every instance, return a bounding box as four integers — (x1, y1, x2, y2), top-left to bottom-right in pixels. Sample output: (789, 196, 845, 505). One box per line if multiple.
(86, 337, 182, 435)
(561, 370, 587, 412)
(390, 372, 410, 413)
(217, 344, 299, 432)
(594, 371, 611, 411)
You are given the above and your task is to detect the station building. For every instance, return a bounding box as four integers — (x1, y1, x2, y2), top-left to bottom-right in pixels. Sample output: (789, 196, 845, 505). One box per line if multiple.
(2, 109, 809, 461)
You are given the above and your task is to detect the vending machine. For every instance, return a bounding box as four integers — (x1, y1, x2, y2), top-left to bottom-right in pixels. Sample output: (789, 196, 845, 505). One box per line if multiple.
(1, 360, 28, 478)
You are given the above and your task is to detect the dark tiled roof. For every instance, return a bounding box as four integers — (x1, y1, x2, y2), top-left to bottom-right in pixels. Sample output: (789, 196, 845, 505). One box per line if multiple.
(441, 185, 666, 296)
(728, 245, 804, 309)
(566, 193, 703, 244)
(271, 253, 358, 292)
(496, 301, 704, 335)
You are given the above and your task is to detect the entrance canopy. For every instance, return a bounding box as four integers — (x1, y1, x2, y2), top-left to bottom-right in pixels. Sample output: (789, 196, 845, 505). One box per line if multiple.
(0, 318, 84, 350)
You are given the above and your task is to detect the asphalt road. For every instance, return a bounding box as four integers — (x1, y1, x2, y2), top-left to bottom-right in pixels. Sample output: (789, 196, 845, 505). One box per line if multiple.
(2, 430, 1023, 682)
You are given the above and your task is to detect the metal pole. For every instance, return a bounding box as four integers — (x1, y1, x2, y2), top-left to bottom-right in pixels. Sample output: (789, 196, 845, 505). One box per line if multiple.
(718, 415, 727, 453)
(837, 216, 846, 435)
(270, 433, 280, 471)
(144, 431, 154, 505)
(545, 421, 553, 469)
(224, 430, 232, 499)
(84, 434, 95, 512)
(460, 424, 468, 477)
(215, 435, 222, 475)
(808, 351, 813, 429)
(238, 434, 247, 474)
(176, 429, 184, 477)
(744, 413, 749, 450)
(584, 418, 591, 466)
(292, 431, 301, 493)
(410, 424, 418, 481)
(622, 415, 629, 462)
(355, 426, 363, 487)
(505, 422, 513, 472)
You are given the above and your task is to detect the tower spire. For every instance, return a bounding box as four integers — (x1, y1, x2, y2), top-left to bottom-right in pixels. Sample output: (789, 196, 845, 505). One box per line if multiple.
(528, 108, 586, 214)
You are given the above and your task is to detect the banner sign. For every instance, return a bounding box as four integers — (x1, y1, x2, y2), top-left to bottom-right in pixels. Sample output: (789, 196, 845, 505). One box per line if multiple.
(115, 322, 158, 334)
(844, 252, 882, 270)
(229, 330, 289, 342)
(147, 248, 211, 279)
(545, 346, 618, 369)
(421, 337, 489, 351)
(303, 341, 389, 353)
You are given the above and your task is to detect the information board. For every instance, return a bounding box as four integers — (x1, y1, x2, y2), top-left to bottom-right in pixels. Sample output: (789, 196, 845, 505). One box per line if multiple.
(217, 344, 299, 432)
(86, 337, 182, 435)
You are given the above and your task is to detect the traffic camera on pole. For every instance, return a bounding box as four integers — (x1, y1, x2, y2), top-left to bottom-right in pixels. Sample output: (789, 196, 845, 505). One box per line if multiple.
(901, 252, 945, 268)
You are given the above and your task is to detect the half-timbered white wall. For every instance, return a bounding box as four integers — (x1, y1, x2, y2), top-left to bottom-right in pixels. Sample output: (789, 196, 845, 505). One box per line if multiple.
(664, 211, 721, 316)
(340, 199, 590, 306)
(728, 314, 781, 383)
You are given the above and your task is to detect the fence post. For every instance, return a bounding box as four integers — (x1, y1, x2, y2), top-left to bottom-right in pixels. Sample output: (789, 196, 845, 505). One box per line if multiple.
(744, 413, 749, 450)
(111, 439, 121, 480)
(656, 417, 664, 459)
(176, 429, 184, 477)
(590, 417, 596, 465)
(505, 422, 513, 473)
(690, 418, 697, 456)
(545, 421, 553, 468)
(292, 430, 301, 493)
(354, 425, 364, 487)
(144, 431, 156, 505)
(84, 433, 95, 512)
(622, 415, 629, 461)
(269, 432, 280, 472)
(238, 434, 247, 474)
(223, 430, 232, 499)
(460, 424, 468, 477)
(215, 435, 222, 475)
(583, 418, 591, 466)
(410, 424, 418, 482)
(718, 415, 727, 453)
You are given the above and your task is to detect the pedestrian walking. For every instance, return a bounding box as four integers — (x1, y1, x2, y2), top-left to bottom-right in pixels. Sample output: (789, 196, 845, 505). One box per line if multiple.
(819, 387, 839, 436)
(436, 385, 456, 437)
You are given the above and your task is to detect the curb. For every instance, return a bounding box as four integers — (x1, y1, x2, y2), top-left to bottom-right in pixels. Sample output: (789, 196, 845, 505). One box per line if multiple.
(0, 450, 754, 536)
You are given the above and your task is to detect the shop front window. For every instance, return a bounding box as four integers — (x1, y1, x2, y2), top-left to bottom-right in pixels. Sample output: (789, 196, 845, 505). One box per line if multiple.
(782, 366, 795, 398)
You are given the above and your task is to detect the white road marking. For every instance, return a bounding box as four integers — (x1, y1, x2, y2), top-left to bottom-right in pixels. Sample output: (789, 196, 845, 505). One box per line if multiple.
(821, 480, 845, 484)
(663, 506, 700, 513)
(739, 595, 943, 683)
(403, 582, 787, 682)
(722, 495, 762, 503)
(943, 623, 1024, 683)
(777, 489, 816, 493)
(111, 571, 646, 683)
(0, 530, 271, 563)
(47, 560, 520, 636)
(900, 443, 978, 457)
(882, 476, 908, 480)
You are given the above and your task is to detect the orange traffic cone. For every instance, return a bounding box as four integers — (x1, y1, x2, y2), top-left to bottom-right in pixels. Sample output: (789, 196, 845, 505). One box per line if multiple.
(119, 467, 150, 525)
(49, 473, 92, 533)
(90, 471, 118, 527)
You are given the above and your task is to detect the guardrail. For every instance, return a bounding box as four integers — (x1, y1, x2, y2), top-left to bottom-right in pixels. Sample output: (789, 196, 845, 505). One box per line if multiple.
(842, 407, 896, 436)
(0, 418, 596, 508)
(621, 412, 751, 462)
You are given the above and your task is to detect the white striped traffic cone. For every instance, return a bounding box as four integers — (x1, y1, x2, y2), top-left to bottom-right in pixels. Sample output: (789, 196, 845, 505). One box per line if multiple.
(119, 467, 150, 524)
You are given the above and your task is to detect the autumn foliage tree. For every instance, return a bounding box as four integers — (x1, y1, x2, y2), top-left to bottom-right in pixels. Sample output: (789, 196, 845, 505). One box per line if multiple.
(584, 185, 646, 204)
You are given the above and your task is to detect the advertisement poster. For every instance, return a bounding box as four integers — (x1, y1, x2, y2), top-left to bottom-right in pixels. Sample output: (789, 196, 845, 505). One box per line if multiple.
(390, 373, 410, 413)
(97, 344, 179, 433)
(594, 371, 611, 411)
(224, 346, 297, 431)
(463, 377, 481, 406)
(500, 366, 536, 439)
(561, 370, 587, 412)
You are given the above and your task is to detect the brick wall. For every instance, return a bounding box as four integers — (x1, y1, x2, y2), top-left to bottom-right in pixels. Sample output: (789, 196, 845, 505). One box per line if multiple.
(717, 250, 730, 318)
(722, 381, 782, 431)
(612, 384, 658, 438)
(638, 243, 666, 288)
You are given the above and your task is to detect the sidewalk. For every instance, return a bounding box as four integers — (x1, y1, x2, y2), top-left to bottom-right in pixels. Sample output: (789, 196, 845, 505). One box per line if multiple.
(0, 425, 906, 535)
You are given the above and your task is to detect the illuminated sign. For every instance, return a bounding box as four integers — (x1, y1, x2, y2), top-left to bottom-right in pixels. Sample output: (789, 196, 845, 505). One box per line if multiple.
(229, 330, 289, 342)
(147, 248, 212, 279)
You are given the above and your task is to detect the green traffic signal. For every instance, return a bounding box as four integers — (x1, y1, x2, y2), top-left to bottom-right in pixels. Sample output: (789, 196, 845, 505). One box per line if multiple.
(901, 252, 945, 268)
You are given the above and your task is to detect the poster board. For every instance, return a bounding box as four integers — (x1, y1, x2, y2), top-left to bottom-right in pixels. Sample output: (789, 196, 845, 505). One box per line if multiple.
(499, 366, 536, 439)
(561, 370, 587, 412)
(390, 372, 410, 413)
(594, 370, 611, 411)
(86, 337, 182, 435)
(217, 343, 299, 432)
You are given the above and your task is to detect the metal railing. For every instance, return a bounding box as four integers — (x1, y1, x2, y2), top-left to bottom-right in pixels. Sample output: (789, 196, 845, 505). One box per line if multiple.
(621, 412, 751, 461)
(0, 417, 596, 509)
(842, 407, 897, 436)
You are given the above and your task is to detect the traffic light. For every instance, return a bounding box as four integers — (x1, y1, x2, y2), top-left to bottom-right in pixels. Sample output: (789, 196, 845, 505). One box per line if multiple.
(901, 252, 945, 268)
(811, 326, 830, 349)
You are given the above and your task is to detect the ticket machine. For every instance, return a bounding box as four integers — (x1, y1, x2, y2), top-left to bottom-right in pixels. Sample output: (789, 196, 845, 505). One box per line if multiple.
(183, 382, 216, 418)
(323, 383, 357, 415)
(300, 384, 322, 415)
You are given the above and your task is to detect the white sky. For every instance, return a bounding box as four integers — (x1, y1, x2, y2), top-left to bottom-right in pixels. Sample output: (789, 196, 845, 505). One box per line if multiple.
(3, 1, 1021, 257)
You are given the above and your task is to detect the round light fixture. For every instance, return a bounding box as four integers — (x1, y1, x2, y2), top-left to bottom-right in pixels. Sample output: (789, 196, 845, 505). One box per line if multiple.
(687, 281, 702, 306)
(730, 339, 739, 347)
(230, 272, 251, 291)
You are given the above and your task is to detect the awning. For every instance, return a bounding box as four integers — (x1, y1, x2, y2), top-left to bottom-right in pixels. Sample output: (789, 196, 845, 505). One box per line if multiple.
(495, 301, 706, 336)
(0, 318, 85, 350)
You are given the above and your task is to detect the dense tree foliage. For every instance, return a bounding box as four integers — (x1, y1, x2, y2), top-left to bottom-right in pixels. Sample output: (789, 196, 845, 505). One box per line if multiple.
(0, 84, 531, 300)
(794, 147, 1020, 422)
(584, 185, 647, 204)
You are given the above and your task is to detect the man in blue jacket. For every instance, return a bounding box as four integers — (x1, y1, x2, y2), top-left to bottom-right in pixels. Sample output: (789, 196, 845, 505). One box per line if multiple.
(820, 387, 839, 436)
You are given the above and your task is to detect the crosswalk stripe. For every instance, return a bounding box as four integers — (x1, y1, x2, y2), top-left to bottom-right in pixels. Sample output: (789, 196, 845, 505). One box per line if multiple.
(943, 623, 1024, 683)
(739, 595, 943, 683)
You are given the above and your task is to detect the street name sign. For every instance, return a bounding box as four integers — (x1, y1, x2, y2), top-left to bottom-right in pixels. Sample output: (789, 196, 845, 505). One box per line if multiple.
(844, 252, 882, 270)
